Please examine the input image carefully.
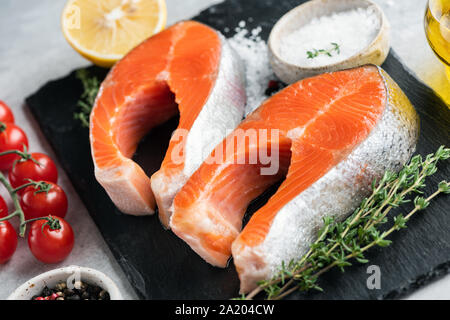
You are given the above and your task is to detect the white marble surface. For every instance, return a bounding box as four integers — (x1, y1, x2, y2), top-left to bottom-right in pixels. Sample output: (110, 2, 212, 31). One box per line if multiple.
(0, 0, 448, 300)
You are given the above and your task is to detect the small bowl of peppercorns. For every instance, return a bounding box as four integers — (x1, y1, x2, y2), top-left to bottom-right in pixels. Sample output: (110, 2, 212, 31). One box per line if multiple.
(7, 265, 122, 300)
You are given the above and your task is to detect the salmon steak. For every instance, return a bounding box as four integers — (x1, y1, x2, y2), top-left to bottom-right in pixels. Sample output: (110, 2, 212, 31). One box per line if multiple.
(170, 65, 419, 292)
(90, 21, 246, 222)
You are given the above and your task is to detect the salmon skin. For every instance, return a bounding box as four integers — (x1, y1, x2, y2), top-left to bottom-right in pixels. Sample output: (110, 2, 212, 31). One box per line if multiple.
(169, 65, 419, 292)
(89, 21, 246, 220)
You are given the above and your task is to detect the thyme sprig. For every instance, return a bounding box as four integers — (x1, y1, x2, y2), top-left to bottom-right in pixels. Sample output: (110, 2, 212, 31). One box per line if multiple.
(74, 69, 100, 127)
(306, 42, 341, 59)
(242, 146, 450, 300)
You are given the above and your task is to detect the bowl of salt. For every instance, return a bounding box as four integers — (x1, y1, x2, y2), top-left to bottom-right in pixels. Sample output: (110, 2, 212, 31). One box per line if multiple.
(268, 0, 390, 83)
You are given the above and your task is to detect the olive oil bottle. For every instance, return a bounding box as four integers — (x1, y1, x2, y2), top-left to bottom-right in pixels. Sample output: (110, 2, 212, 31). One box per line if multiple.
(424, 0, 450, 67)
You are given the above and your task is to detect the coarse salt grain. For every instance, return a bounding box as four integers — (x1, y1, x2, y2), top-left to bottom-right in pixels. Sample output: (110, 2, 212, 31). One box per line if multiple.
(228, 22, 277, 115)
(278, 6, 381, 67)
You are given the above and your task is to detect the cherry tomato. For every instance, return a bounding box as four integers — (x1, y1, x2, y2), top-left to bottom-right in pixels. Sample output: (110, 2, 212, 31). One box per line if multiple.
(20, 182, 68, 219)
(0, 195, 8, 218)
(9, 153, 58, 190)
(0, 123, 28, 171)
(0, 221, 17, 264)
(0, 101, 14, 123)
(28, 216, 74, 264)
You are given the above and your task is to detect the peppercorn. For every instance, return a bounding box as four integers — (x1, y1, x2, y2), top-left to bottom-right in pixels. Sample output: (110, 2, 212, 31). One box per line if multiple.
(87, 285, 101, 295)
(66, 294, 81, 301)
(63, 288, 73, 295)
(49, 293, 59, 300)
(265, 80, 284, 96)
(74, 281, 87, 290)
(32, 280, 109, 300)
(81, 291, 90, 300)
(55, 282, 67, 291)
(98, 290, 110, 300)
(42, 286, 52, 297)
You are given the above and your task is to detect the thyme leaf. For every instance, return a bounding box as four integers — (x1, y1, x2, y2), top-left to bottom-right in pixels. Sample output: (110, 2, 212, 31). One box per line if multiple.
(242, 146, 450, 300)
(74, 69, 100, 127)
(307, 42, 341, 59)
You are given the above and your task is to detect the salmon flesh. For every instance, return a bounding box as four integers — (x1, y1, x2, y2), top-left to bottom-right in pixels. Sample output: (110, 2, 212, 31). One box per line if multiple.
(169, 65, 419, 292)
(89, 21, 246, 222)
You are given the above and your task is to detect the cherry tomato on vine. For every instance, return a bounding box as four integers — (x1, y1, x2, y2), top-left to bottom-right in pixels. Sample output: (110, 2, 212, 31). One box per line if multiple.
(28, 216, 74, 264)
(20, 182, 68, 219)
(0, 195, 8, 218)
(0, 221, 17, 264)
(0, 101, 14, 123)
(9, 153, 58, 190)
(0, 122, 28, 171)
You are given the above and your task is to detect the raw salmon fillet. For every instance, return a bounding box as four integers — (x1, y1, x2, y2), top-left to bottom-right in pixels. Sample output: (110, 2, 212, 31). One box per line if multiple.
(170, 65, 419, 292)
(90, 21, 246, 219)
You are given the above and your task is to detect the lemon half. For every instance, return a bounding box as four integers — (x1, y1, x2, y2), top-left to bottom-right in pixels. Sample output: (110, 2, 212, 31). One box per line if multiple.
(62, 0, 167, 67)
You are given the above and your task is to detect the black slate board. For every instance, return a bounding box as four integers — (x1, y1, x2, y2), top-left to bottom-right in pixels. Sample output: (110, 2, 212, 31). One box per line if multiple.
(26, 0, 450, 300)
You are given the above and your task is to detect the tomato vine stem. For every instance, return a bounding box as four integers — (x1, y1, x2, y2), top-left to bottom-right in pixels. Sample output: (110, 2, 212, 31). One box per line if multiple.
(22, 215, 61, 233)
(0, 147, 39, 166)
(0, 172, 27, 236)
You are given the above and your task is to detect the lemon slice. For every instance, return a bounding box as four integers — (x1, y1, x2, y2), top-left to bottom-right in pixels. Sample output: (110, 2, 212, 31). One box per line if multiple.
(62, 0, 167, 67)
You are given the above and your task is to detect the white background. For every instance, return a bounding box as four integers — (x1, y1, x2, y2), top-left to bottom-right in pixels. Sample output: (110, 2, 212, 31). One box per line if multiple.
(0, 0, 448, 300)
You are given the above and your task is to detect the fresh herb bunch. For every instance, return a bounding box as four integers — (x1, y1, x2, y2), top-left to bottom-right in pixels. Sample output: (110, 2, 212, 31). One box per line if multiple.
(241, 146, 450, 300)
(307, 42, 341, 59)
(74, 69, 100, 127)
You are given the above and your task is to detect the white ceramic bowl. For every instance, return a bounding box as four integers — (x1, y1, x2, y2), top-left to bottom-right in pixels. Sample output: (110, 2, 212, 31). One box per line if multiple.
(268, 0, 390, 83)
(7, 265, 123, 300)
